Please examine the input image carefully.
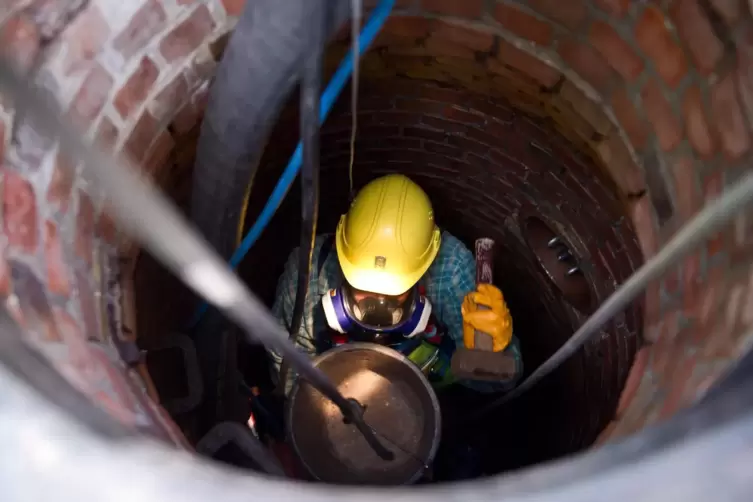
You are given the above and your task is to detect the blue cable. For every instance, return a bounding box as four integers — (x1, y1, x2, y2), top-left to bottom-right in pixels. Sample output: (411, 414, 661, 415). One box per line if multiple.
(189, 0, 396, 328)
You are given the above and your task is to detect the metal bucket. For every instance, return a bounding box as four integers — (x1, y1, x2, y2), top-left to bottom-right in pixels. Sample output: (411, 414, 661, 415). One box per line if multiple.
(286, 343, 441, 485)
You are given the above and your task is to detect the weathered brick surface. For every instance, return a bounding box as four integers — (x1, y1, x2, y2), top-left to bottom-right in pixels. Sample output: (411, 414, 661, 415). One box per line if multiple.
(44, 220, 70, 296)
(641, 79, 683, 152)
(112, 0, 167, 60)
(493, 3, 553, 46)
(589, 21, 644, 82)
(159, 5, 215, 62)
(68, 62, 113, 126)
(0, 13, 41, 71)
(114, 57, 159, 119)
(58, 5, 109, 76)
(0, 0, 751, 457)
(3, 169, 38, 253)
(635, 6, 689, 89)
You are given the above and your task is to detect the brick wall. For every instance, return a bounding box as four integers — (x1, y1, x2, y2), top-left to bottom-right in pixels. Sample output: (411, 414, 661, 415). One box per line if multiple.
(0, 0, 751, 453)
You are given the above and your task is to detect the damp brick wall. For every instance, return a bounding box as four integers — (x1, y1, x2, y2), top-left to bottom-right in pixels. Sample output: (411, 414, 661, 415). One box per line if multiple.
(0, 0, 752, 446)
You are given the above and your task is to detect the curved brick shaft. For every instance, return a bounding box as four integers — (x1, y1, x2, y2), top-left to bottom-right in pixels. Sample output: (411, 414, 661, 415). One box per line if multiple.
(0, 0, 750, 452)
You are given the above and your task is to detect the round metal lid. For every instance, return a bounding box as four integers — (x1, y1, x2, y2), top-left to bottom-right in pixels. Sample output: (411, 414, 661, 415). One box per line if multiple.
(286, 343, 441, 485)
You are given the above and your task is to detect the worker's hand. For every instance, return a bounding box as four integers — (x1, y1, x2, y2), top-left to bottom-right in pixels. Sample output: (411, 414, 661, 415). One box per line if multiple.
(461, 284, 513, 352)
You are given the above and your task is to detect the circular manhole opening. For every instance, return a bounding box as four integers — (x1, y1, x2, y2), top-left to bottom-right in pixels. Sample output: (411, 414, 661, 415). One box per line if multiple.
(522, 217, 594, 314)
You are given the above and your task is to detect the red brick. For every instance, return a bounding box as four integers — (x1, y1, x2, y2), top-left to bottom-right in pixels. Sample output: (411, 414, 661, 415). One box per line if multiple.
(593, 0, 630, 16)
(709, 0, 741, 27)
(44, 220, 70, 296)
(0, 250, 9, 296)
(60, 5, 110, 76)
(496, 39, 561, 88)
(151, 72, 189, 119)
(420, 0, 483, 18)
(0, 14, 40, 72)
(69, 63, 113, 127)
(671, 156, 700, 218)
(222, 0, 246, 16)
(641, 79, 682, 152)
(76, 193, 94, 265)
(415, 84, 465, 104)
(631, 196, 659, 258)
(143, 131, 175, 177)
(422, 114, 468, 133)
(171, 85, 209, 134)
(558, 38, 618, 93)
(670, 0, 724, 76)
(737, 27, 753, 132)
(124, 111, 159, 163)
(425, 21, 494, 57)
(589, 21, 644, 81)
(559, 80, 613, 136)
(443, 105, 486, 125)
(373, 16, 434, 47)
(97, 209, 118, 244)
(424, 140, 463, 157)
(527, 0, 586, 30)
(682, 86, 716, 159)
(611, 88, 648, 150)
(635, 7, 688, 89)
(396, 98, 444, 114)
(616, 346, 649, 416)
(595, 135, 645, 196)
(114, 57, 159, 119)
(404, 126, 448, 142)
(95, 116, 119, 152)
(658, 353, 698, 419)
(710, 73, 750, 160)
(113, 0, 167, 60)
(493, 3, 553, 46)
(48, 152, 74, 211)
(9, 259, 62, 342)
(75, 270, 100, 342)
(447, 134, 489, 156)
(160, 6, 216, 62)
(3, 170, 37, 253)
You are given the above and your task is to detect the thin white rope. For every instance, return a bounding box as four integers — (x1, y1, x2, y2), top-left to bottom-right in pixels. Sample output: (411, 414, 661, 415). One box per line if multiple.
(348, 0, 362, 199)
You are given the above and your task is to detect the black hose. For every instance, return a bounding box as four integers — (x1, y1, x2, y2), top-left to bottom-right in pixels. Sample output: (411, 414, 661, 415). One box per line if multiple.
(190, 0, 350, 259)
(188, 0, 351, 436)
(278, 0, 327, 395)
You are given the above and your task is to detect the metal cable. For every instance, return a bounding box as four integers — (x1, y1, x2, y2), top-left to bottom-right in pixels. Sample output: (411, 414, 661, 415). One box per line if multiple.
(470, 172, 753, 421)
(279, 0, 326, 395)
(0, 57, 393, 460)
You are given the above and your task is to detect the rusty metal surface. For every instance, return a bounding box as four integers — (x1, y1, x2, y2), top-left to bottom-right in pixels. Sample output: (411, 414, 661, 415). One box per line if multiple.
(287, 343, 441, 485)
(522, 217, 594, 314)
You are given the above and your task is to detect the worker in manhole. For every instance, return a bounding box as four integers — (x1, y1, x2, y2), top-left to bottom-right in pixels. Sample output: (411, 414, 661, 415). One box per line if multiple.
(270, 174, 522, 398)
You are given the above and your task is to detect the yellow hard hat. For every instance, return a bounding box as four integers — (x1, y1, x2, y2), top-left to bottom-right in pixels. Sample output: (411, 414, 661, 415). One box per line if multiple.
(336, 174, 441, 296)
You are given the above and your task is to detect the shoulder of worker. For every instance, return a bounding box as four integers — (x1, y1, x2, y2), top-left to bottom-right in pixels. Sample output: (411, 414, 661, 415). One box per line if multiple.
(273, 234, 342, 310)
(419, 231, 474, 339)
(423, 230, 475, 284)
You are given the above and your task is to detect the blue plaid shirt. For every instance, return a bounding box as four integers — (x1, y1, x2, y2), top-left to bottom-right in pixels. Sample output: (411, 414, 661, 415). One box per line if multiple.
(271, 231, 522, 393)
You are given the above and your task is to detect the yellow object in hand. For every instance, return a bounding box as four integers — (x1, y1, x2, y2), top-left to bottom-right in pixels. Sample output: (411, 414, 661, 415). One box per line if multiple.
(461, 284, 513, 352)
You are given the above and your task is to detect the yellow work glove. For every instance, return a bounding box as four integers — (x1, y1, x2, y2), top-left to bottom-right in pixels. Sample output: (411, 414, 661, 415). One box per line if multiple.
(461, 284, 513, 352)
